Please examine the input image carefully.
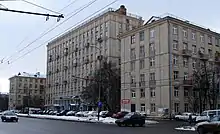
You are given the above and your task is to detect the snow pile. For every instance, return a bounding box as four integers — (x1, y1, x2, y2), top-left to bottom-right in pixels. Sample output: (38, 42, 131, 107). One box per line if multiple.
(175, 126, 196, 131)
(18, 114, 158, 125)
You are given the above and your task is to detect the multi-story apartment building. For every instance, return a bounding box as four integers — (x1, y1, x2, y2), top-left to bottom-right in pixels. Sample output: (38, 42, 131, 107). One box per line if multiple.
(9, 72, 46, 109)
(46, 5, 144, 109)
(120, 15, 220, 115)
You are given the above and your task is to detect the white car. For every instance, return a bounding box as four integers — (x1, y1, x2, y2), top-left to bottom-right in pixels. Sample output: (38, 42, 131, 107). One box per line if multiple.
(196, 110, 220, 123)
(84, 111, 98, 117)
(174, 112, 197, 121)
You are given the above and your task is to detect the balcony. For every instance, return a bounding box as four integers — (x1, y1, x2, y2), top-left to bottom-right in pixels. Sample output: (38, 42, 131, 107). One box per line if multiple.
(199, 51, 209, 61)
(182, 80, 193, 86)
(215, 52, 220, 64)
(182, 49, 192, 57)
(149, 80, 156, 87)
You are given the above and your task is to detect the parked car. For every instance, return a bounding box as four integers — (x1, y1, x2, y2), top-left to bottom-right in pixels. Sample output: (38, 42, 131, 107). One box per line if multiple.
(101, 111, 113, 118)
(115, 112, 145, 127)
(112, 111, 129, 119)
(1, 111, 18, 122)
(84, 111, 98, 117)
(175, 112, 198, 121)
(195, 116, 220, 134)
(196, 109, 220, 123)
(66, 111, 77, 116)
(57, 110, 69, 116)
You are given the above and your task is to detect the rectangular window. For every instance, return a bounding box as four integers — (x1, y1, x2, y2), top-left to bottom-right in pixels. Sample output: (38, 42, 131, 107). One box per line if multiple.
(216, 38, 219, 46)
(208, 36, 212, 44)
(174, 71, 179, 80)
(173, 41, 178, 50)
(192, 32, 196, 40)
(183, 58, 188, 67)
(150, 73, 155, 80)
(131, 90, 136, 98)
(183, 42, 188, 50)
(200, 35, 204, 42)
(139, 31, 145, 41)
(149, 57, 155, 67)
(150, 88, 156, 97)
(150, 29, 155, 38)
(140, 59, 145, 69)
(141, 104, 145, 111)
(192, 45, 196, 54)
(173, 55, 178, 65)
(183, 29, 187, 38)
(208, 49, 212, 58)
(140, 89, 145, 98)
(174, 87, 179, 97)
(184, 88, 189, 97)
(149, 43, 155, 51)
(150, 103, 156, 112)
(139, 46, 145, 58)
(173, 26, 178, 35)
(174, 103, 179, 113)
(131, 61, 135, 71)
(140, 74, 145, 82)
(130, 48, 136, 60)
(192, 59, 196, 69)
(131, 35, 135, 44)
(184, 103, 189, 112)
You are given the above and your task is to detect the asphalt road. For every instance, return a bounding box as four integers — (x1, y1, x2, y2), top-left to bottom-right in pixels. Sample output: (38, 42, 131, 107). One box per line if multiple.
(0, 117, 197, 134)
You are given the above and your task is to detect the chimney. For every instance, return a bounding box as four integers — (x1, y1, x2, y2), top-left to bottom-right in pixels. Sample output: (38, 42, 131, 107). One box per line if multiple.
(116, 5, 127, 15)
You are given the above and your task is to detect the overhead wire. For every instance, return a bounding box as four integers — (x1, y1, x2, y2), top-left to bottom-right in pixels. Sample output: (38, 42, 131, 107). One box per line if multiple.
(1, 0, 79, 61)
(3, 0, 95, 62)
(7, 0, 119, 66)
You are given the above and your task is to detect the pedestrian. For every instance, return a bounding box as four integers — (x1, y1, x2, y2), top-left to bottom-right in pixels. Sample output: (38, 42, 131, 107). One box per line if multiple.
(188, 114, 192, 125)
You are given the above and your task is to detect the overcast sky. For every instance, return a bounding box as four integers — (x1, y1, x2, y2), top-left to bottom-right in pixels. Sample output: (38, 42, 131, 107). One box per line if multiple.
(0, 0, 220, 93)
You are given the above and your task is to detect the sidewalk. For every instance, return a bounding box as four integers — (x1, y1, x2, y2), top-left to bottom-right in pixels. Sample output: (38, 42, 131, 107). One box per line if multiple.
(18, 114, 159, 125)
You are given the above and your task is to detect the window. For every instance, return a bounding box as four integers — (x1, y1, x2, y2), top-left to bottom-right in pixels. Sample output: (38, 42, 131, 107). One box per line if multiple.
(208, 49, 212, 58)
(173, 26, 178, 35)
(150, 103, 156, 112)
(216, 38, 219, 46)
(183, 29, 187, 38)
(131, 90, 136, 98)
(174, 103, 179, 113)
(131, 61, 135, 71)
(200, 47, 205, 53)
(183, 58, 188, 67)
(150, 73, 155, 80)
(184, 103, 189, 112)
(208, 36, 212, 44)
(131, 76, 135, 84)
(131, 35, 135, 44)
(173, 55, 178, 65)
(192, 45, 196, 54)
(140, 74, 145, 82)
(183, 42, 188, 50)
(174, 87, 179, 97)
(192, 59, 196, 69)
(141, 104, 145, 111)
(184, 72, 188, 80)
(139, 31, 144, 41)
(200, 35, 204, 42)
(173, 41, 178, 50)
(150, 88, 155, 97)
(140, 60, 145, 69)
(139, 46, 145, 58)
(149, 43, 155, 51)
(140, 89, 145, 98)
(192, 32, 196, 40)
(173, 71, 179, 80)
(150, 29, 155, 38)
(184, 88, 189, 97)
(149, 57, 155, 67)
(130, 48, 136, 59)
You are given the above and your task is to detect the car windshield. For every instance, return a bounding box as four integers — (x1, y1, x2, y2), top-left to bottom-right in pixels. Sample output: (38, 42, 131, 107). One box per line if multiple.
(4, 111, 16, 116)
(211, 116, 220, 122)
(124, 112, 133, 118)
(201, 112, 207, 116)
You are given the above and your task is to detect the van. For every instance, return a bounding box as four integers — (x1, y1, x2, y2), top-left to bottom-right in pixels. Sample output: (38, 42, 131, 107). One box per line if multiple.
(196, 109, 220, 123)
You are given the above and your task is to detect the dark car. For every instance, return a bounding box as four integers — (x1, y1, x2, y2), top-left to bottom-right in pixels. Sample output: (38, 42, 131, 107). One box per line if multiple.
(112, 111, 129, 119)
(1, 111, 18, 122)
(115, 112, 145, 127)
(57, 110, 69, 116)
(195, 116, 220, 134)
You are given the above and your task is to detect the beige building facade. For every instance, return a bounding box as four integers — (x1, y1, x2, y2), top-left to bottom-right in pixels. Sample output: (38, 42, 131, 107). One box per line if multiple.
(46, 5, 143, 109)
(9, 72, 46, 109)
(120, 15, 220, 115)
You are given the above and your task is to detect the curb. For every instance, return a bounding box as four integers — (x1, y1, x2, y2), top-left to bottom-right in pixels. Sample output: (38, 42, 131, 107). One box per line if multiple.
(18, 115, 100, 124)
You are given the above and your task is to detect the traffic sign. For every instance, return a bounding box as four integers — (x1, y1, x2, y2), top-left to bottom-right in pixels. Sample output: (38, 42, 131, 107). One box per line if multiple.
(98, 101, 102, 107)
(121, 99, 130, 104)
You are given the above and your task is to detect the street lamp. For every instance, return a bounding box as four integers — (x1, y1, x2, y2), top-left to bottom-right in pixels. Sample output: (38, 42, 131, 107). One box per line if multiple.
(86, 37, 103, 121)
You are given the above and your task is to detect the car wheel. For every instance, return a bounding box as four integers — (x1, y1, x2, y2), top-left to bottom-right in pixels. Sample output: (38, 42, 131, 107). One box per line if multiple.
(197, 127, 205, 134)
(2, 119, 4, 122)
(15, 119, 18, 122)
(117, 123, 121, 127)
(175, 117, 179, 121)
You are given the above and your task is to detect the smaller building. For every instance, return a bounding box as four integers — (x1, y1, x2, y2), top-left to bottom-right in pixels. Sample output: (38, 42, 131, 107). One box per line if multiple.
(8, 72, 46, 110)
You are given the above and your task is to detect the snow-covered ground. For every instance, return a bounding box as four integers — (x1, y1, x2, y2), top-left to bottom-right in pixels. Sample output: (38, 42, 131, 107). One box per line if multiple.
(175, 126, 196, 131)
(18, 114, 159, 125)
